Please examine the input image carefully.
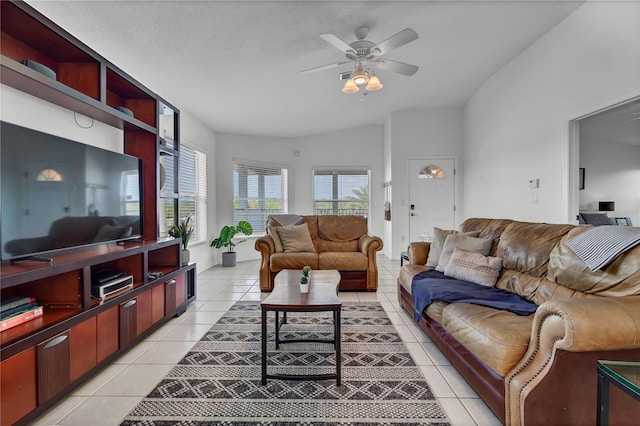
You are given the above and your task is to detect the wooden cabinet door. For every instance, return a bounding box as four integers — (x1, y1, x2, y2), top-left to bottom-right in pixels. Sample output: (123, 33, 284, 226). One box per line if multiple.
(165, 274, 187, 315)
(152, 284, 165, 324)
(1, 347, 37, 426)
(136, 289, 153, 334)
(119, 298, 138, 348)
(70, 317, 97, 382)
(37, 330, 71, 403)
(97, 305, 119, 363)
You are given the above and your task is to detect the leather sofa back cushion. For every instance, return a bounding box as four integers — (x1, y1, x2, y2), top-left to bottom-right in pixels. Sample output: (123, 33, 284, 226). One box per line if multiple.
(460, 218, 515, 256)
(276, 223, 316, 252)
(548, 227, 640, 296)
(496, 269, 595, 305)
(317, 215, 368, 241)
(496, 222, 574, 277)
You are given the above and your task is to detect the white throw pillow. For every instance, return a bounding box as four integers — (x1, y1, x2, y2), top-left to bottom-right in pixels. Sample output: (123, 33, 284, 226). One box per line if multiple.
(426, 227, 480, 267)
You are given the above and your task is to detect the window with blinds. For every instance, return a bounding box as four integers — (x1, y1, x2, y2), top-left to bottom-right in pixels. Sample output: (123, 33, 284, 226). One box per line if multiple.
(179, 144, 207, 243)
(313, 170, 370, 217)
(233, 162, 288, 234)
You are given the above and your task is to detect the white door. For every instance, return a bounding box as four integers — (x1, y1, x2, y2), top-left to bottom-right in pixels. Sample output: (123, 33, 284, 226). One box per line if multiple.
(409, 158, 455, 242)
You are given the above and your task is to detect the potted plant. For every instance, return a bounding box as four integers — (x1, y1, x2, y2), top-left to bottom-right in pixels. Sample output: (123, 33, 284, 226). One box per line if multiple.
(169, 216, 194, 266)
(300, 265, 311, 293)
(210, 221, 253, 267)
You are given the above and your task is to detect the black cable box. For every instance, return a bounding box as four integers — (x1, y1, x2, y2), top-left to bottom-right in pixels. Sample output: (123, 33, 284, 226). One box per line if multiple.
(92, 270, 127, 285)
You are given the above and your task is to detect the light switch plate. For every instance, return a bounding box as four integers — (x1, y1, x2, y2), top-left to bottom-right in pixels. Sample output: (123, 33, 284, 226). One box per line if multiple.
(529, 179, 540, 189)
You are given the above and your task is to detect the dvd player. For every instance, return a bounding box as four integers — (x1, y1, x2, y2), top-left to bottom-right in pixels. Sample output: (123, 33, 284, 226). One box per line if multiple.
(91, 274, 134, 299)
(93, 270, 127, 285)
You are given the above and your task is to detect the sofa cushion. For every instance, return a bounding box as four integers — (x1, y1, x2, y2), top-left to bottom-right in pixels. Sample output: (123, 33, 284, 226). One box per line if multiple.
(426, 227, 480, 267)
(319, 252, 367, 271)
(460, 218, 515, 256)
(548, 227, 640, 297)
(444, 248, 502, 287)
(317, 239, 358, 253)
(270, 252, 319, 271)
(317, 215, 368, 241)
(496, 222, 574, 277)
(441, 303, 533, 377)
(276, 223, 316, 252)
(436, 235, 492, 272)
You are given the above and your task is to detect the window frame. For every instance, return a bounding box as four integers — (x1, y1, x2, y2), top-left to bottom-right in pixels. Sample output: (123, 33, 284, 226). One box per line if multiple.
(312, 169, 371, 218)
(233, 160, 289, 235)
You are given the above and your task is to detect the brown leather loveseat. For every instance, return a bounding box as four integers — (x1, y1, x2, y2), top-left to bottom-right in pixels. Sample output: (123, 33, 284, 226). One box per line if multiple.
(397, 218, 640, 426)
(255, 215, 383, 292)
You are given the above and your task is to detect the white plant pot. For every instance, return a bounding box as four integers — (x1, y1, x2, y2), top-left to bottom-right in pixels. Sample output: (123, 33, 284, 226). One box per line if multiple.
(181, 249, 190, 266)
(300, 282, 310, 293)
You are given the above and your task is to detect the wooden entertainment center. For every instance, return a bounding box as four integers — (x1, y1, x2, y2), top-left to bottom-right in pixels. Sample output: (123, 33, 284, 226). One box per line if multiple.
(0, 1, 196, 424)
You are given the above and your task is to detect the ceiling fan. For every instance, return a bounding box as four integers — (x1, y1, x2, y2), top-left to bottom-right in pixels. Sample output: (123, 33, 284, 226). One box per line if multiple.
(302, 27, 419, 93)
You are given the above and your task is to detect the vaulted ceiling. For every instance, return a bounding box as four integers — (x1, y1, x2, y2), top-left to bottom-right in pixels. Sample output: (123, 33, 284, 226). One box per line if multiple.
(27, 1, 583, 138)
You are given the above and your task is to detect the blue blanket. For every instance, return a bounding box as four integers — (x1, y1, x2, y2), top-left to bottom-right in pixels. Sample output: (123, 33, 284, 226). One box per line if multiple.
(411, 270, 538, 321)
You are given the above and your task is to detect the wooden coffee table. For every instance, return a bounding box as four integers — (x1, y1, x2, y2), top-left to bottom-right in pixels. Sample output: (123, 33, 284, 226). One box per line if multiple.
(261, 269, 342, 385)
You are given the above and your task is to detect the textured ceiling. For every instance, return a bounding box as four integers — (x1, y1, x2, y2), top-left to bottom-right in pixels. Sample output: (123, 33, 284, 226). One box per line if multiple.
(26, 1, 583, 138)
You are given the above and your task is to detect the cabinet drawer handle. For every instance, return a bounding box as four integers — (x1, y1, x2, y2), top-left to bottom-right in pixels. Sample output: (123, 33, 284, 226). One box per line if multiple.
(44, 334, 68, 349)
(122, 299, 137, 308)
(166, 279, 176, 286)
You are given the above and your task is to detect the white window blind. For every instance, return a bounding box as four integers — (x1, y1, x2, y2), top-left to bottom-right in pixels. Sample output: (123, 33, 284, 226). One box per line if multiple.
(179, 144, 207, 243)
(233, 162, 288, 234)
(313, 170, 370, 217)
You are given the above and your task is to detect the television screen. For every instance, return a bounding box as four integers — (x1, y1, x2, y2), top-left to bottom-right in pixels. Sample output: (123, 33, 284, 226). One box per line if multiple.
(1, 121, 142, 261)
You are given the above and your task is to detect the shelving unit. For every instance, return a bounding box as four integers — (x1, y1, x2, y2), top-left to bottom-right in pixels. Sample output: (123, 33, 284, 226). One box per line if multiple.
(0, 2, 195, 424)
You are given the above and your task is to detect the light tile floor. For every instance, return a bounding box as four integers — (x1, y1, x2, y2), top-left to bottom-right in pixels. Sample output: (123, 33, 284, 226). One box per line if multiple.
(32, 256, 500, 426)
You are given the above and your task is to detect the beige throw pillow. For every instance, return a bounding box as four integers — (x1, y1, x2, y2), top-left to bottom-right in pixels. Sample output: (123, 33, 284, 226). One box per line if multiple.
(436, 234, 493, 272)
(426, 227, 480, 267)
(444, 248, 503, 287)
(276, 223, 316, 253)
(268, 225, 284, 253)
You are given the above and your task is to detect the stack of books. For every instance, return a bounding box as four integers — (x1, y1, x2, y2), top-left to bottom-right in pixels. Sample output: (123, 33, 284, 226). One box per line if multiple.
(1, 296, 43, 331)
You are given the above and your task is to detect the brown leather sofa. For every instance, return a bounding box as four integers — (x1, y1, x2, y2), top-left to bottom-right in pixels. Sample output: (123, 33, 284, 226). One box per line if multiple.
(255, 215, 383, 292)
(398, 218, 640, 426)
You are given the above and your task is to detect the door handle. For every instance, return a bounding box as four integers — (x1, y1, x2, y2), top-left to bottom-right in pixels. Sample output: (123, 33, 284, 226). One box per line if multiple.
(43, 334, 68, 349)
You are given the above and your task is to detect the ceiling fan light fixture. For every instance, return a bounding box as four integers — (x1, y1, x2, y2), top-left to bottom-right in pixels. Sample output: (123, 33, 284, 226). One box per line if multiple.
(342, 78, 359, 94)
(365, 74, 383, 91)
(353, 68, 369, 86)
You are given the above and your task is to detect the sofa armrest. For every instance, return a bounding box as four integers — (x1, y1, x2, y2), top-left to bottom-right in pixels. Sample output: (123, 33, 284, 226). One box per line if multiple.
(255, 235, 276, 291)
(358, 234, 383, 256)
(408, 242, 431, 265)
(505, 296, 640, 426)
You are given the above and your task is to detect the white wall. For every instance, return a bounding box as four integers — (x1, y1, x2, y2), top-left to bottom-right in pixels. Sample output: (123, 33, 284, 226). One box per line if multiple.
(1, 85, 122, 151)
(385, 107, 465, 259)
(579, 138, 640, 225)
(292, 124, 385, 237)
(463, 1, 640, 223)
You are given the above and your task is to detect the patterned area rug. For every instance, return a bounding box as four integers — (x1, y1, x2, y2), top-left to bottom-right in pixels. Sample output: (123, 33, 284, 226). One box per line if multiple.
(121, 301, 450, 425)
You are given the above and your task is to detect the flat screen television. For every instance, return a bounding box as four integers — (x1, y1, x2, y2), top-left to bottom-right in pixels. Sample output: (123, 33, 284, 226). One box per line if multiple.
(1, 121, 143, 262)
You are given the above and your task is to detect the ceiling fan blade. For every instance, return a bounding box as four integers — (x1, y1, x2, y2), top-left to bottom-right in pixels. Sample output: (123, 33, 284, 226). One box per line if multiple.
(320, 33, 353, 53)
(373, 59, 419, 76)
(301, 61, 350, 74)
(371, 28, 418, 56)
